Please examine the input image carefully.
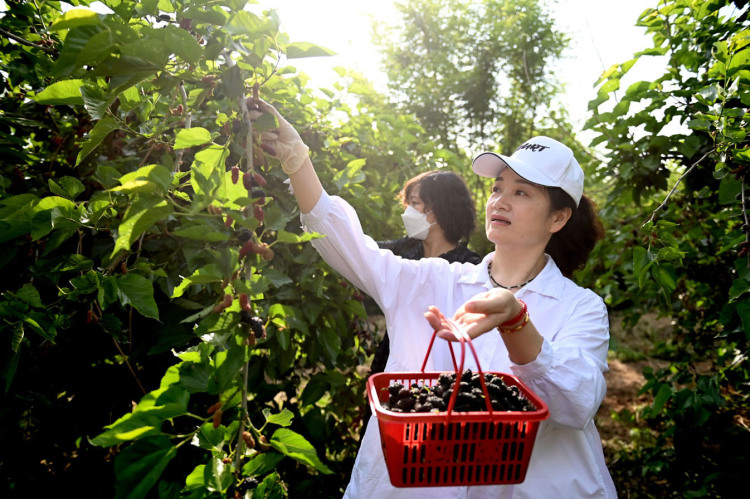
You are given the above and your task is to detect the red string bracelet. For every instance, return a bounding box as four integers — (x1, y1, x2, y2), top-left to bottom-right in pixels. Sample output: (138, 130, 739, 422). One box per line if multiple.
(497, 300, 529, 333)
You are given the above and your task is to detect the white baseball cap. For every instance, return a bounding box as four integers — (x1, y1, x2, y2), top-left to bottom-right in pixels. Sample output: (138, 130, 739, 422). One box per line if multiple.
(472, 136, 584, 206)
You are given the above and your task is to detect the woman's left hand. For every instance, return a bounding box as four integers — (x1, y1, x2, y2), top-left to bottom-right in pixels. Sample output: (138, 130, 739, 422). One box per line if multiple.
(425, 288, 520, 341)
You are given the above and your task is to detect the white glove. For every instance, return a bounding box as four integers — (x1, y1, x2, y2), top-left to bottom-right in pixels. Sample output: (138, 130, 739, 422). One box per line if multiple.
(250, 99, 309, 176)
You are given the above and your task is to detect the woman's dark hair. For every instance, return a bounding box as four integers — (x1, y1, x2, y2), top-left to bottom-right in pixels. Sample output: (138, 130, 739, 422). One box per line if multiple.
(399, 170, 477, 244)
(545, 189, 604, 278)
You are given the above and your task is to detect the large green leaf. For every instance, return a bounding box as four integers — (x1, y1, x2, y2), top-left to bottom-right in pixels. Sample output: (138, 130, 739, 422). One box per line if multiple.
(53, 25, 105, 78)
(112, 164, 173, 194)
(90, 412, 164, 447)
(269, 428, 332, 474)
(111, 197, 172, 256)
(162, 24, 203, 65)
(184, 459, 233, 494)
(114, 436, 178, 499)
(33, 79, 85, 106)
(76, 116, 119, 165)
(116, 273, 160, 320)
(242, 452, 285, 477)
(0, 194, 39, 243)
(133, 385, 190, 418)
(174, 127, 213, 149)
(49, 8, 102, 30)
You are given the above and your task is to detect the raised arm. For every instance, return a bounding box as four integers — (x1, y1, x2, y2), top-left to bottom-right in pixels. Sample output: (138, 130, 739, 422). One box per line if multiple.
(254, 100, 322, 213)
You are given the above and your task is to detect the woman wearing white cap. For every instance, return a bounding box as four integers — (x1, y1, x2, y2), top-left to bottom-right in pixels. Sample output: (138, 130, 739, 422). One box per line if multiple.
(257, 100, 617, 499)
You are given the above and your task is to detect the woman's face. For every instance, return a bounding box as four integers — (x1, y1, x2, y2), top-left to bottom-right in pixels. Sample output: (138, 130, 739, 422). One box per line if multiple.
(407, 185, 437, 224)
(485, 168, 569, 248)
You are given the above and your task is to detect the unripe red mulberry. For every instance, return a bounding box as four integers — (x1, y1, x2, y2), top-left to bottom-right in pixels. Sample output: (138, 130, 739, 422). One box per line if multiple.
(253, 205, 265, 222)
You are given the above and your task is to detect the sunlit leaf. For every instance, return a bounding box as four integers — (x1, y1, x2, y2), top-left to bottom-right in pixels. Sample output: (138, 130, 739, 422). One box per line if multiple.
(174, 127, 213, 149)
(111, 197, 172, 256)
(49, 8, 102, 31)
(285, 42, 336, 59)
(33, 79, 85, 106)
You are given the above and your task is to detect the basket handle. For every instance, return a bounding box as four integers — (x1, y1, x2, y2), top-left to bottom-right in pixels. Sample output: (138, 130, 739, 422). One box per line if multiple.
(421, 320, 494, 418)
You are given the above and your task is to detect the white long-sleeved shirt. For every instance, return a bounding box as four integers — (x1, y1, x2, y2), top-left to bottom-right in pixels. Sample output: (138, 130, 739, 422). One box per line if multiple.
(300, 191, 617, 499)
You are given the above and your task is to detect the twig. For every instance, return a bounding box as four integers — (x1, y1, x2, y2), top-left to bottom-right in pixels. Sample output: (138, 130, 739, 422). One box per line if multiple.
(234, 351, 250, 471)
(0, 26, 55, 54)
(112, 337, 147, 394)
(173, 80, 191, 172)
(643, 150, 713, 227)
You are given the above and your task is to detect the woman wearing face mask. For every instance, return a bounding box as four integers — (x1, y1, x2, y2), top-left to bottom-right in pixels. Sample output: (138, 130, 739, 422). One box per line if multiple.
(380, 170, 481, 262)
(256, 100, 616, 498)
(361, 171, 481, 436)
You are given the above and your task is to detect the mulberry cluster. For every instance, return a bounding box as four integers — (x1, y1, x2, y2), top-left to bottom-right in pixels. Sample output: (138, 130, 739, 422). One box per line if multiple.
(380, 369, 535, 413)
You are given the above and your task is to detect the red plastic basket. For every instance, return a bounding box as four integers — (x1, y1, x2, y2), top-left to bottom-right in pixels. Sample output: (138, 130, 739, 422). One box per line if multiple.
(367, 322, 549, 488)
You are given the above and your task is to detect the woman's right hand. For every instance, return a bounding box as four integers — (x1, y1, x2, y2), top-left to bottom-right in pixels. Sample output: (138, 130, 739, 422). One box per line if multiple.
(251, 99, 309, 176)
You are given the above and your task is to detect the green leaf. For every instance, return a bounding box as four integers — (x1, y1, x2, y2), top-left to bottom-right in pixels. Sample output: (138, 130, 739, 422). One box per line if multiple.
(163, 25, 203, 65)
(300, 374, 328, 406)
(90, 412, 163, 447)
(48, 176, 86, 200)
(53, 25, 105, 78)
(112, 197, 172, 256)
(117, 273, 160, 320)
(0, 194, 38, 243)
(171, 226, 230, 242)
(275, 229, 321, 244)
(624, 80, 655, 99)
(178, 361, 212, 393)
(33, 80, 85, 106)
(264, 408, 294, 427)
(729, 278, 750, 301)
(718, 175, 742, 205)
(226, 10, 265, 36)
(653, 264, 677, 297)
(213, 347, 246, 394)
(134, 385, 189, 419)
(242, 452, 285, 477)
(50, 8, 102, 30)
(81, 83, 112, 121)
(269, 428, 332, 474)
(16, 284, 43, 308)
(220, 64, 244, 99)
(650, 384, 673, 416)
(285, 42, 336, 59)
(114, 436, 177, 499)
(76, 117, 119, 165)
(112, 164, 173, 194)
(174, 127, 213, 149)
(193, 422, 226, 451)
(736, 299, 750, 337)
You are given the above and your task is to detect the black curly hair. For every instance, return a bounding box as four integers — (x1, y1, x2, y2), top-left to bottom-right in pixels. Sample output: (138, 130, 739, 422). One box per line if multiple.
(398, 170, 477, 244)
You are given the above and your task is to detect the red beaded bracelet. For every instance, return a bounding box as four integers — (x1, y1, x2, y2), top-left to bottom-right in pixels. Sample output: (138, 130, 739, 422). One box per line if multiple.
(498, 300, 527, 328)
(498, 312, 530, 333)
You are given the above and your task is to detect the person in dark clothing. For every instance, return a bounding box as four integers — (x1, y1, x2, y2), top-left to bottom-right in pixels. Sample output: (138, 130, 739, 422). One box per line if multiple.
(361, 170, 482, 437)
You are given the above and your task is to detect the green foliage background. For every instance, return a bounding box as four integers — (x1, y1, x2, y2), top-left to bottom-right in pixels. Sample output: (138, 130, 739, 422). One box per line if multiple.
(0, 0, 749, 498)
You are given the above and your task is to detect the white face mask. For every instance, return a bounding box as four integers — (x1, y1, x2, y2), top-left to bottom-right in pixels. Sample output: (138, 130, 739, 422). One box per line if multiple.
(401, 205, 435, 240)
